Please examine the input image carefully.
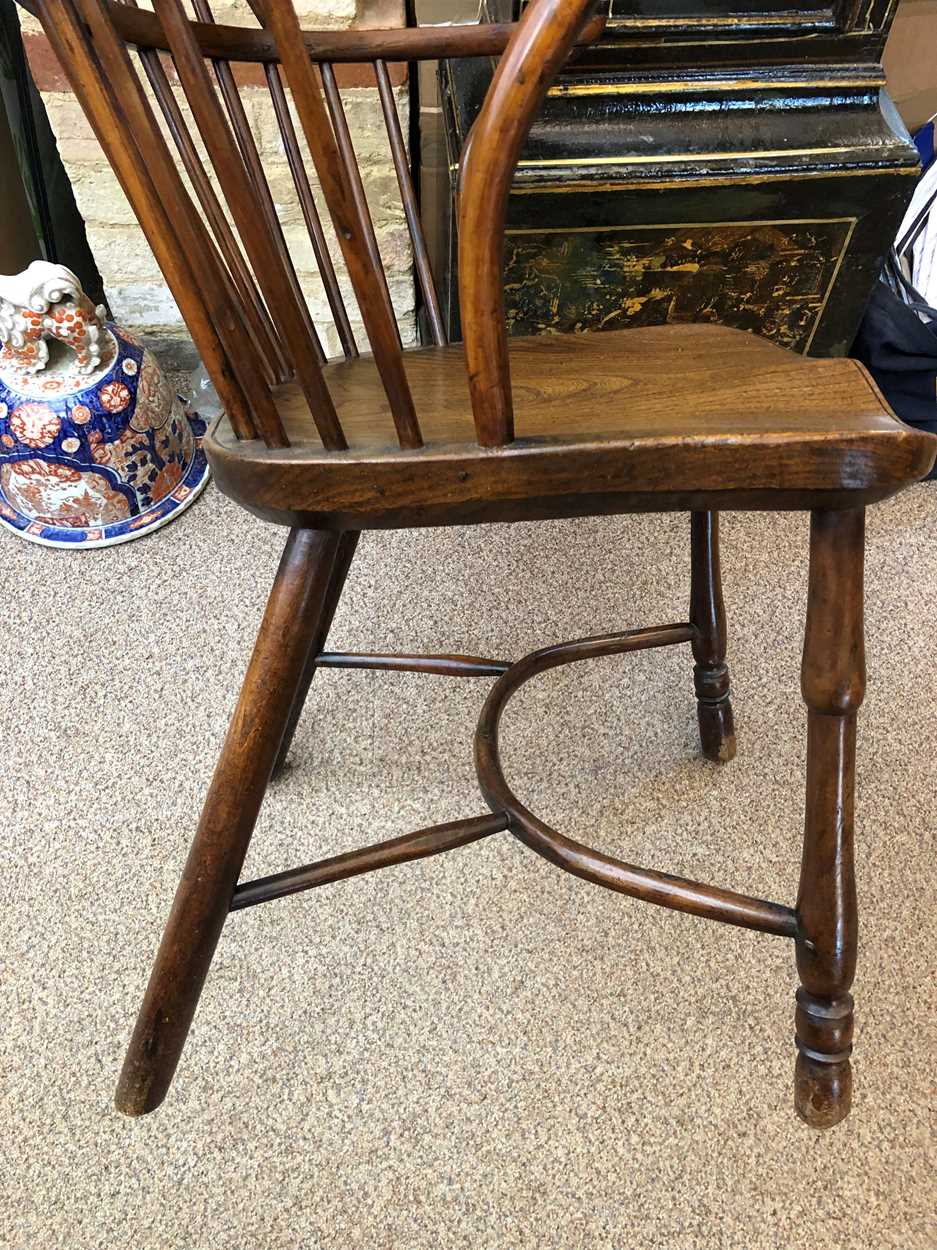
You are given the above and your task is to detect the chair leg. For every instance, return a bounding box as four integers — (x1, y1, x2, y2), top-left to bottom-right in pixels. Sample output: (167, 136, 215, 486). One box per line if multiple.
(795, 508, 865, 1129)
(115, 528, 342, 1116)
(689, 511, 736, 761)
(272, 530, 360, 778)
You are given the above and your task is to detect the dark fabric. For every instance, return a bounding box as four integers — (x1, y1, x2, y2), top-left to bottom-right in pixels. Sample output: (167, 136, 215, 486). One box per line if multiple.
(915, 118, 935, 174)
(852, 280, 937, 479)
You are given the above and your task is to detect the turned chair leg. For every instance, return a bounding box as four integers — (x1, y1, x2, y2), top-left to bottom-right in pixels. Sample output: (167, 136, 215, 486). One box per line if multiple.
(115, 528, 342, 1116)
(690, 511, 737, 762)
(273, 530, 360, 777)
(795, 508, 865, 1128)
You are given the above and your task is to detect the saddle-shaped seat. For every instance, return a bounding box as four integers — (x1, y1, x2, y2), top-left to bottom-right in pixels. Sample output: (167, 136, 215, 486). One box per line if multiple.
(209, 324, 934, 529)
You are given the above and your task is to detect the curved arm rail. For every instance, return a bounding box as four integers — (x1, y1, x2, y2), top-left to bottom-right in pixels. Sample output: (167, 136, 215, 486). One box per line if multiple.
(458, 0, 605, 447)
(474, 625, 799, 939)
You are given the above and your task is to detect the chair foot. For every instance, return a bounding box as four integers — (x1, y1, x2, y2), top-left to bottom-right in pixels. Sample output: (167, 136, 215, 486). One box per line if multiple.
(690, 511, 736, 763)
(695, 682, 737, 763)
(115, 529, 341, 1116)
(794, 991, 853, 1128)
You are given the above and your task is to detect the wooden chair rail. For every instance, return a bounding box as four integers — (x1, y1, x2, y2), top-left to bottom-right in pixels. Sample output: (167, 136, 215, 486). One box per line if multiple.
(230, 812, 510, 912)
(474, 620, 798, 938)
(231, 801, 797, 935)
(231, 619, 796, 938)
(315, 651, 512, 677)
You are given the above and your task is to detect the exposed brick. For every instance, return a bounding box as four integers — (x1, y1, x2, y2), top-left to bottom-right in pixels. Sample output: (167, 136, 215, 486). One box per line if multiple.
(21, 0, 415, 350)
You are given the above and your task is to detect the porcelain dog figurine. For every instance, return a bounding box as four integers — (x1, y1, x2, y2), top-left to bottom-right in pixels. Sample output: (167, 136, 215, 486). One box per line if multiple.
(0, 261, 111, 378)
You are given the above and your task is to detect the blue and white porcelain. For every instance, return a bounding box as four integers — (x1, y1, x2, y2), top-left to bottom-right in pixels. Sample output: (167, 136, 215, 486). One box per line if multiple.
(0, 261, 208, 549)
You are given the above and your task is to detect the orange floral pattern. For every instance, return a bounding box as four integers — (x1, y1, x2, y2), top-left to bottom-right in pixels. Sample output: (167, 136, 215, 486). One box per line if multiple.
(10, 402, 61, 449)
(99, 381, 131, 413)
(1, 311, 207, 544)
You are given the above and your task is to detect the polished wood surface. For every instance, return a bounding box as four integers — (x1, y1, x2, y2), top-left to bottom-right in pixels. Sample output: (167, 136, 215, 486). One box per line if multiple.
(314, 652, 512, 678)
(459, 0, 597, 445)
(28, 0, 936, 1130)
(116, 529, 342, 1116)
(475, 622, 799, 938)
(207, 325, 935, 529)
(375, 56, 447, 349)
(794, 508, 864, 1127)
(19, 0, 607, 62)
(231, 813, 510, 912)
(690, 511, 736, 763)
(272, 529, 360, 777)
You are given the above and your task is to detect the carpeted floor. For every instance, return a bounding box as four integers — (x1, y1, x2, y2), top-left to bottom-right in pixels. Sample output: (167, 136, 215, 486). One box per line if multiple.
(1, 474, 935, 1249)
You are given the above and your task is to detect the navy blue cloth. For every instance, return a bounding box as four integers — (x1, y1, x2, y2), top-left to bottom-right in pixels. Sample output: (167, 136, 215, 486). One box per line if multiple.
(852, 281, 937, 479)
(914, 118, 935, 174)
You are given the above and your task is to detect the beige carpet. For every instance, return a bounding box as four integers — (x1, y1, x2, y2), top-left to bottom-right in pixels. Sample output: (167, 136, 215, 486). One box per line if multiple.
(1, 477, 935, 1249)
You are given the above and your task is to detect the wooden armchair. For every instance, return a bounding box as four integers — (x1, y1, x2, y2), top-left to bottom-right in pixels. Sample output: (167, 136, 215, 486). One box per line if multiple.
(29, 0, 936, 1127)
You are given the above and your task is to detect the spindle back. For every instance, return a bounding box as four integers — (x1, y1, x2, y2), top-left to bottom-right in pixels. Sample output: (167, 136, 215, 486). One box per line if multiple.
(26, 0, 606, 451)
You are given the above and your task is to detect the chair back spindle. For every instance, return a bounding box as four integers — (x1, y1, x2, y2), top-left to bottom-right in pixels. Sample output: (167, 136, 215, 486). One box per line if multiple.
(188, 0, 328, 369)
(262, 56, 360, 360)
(26, 0, 606, 454)
(374, 59, 447, 348)
(128, 15, 290, 386)
(263, 1, 423, 449)
(151, 0, 345, 448)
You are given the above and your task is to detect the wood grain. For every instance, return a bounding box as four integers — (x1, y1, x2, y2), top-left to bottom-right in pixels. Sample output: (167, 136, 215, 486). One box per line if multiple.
(152, 0, 343, 448)
(474, 622, 798, 938)
(206, 325, 937, 528)
(231, 813, 510, 911)
(260, 0, 421, 449)
(459, 0, 599, 445)
(794, 507, 865, 1128)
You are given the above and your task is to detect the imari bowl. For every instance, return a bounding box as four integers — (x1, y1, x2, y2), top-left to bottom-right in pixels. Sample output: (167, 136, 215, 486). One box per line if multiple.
(0, 261, 208, 549)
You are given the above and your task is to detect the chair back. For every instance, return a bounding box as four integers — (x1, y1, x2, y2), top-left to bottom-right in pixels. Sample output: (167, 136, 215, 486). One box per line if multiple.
(26, 0, 606, 451)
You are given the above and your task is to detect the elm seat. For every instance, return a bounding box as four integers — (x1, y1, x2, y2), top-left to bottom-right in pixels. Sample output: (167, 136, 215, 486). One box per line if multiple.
(207, 325, 936, 529)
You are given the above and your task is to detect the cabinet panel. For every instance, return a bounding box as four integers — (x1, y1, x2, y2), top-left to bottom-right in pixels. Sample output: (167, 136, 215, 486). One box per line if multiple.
(423, 3, 916, 358)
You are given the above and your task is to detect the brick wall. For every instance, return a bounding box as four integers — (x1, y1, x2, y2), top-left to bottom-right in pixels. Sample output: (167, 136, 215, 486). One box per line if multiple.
(20, 1, 414, 354)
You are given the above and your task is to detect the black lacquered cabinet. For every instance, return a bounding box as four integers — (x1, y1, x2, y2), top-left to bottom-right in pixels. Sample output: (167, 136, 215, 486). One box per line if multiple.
(421, 0, 915, 356)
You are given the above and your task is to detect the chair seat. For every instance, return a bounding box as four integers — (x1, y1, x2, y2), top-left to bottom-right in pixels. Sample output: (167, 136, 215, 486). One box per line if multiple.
(206, 324, 937, 529)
